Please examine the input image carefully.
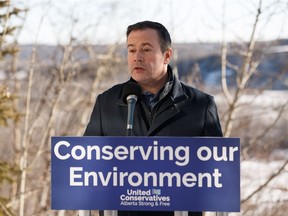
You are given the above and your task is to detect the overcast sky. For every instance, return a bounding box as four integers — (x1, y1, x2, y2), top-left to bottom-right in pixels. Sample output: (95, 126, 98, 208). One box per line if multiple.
(13, 0, 288, 45)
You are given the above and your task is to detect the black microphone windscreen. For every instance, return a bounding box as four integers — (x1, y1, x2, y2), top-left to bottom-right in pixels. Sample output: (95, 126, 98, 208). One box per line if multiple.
(122, 82, 142, 104)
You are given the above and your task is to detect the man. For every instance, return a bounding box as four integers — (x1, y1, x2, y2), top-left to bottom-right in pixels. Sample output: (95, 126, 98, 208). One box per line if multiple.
(84, 21, 223, 216)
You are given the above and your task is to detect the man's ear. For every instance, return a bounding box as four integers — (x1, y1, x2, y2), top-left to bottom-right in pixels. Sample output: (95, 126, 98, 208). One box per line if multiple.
(164, 48, 172, 64)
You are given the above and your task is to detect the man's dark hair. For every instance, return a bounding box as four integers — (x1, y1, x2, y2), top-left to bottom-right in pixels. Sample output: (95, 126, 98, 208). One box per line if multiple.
(126, 21, 172, 53)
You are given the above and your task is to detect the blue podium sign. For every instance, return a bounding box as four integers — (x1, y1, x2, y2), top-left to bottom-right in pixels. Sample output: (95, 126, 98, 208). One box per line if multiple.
(51, 136, 240, 212)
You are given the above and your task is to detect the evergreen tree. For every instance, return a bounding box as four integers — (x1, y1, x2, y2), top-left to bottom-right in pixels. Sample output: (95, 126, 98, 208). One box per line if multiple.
(0, 1, 26, 215)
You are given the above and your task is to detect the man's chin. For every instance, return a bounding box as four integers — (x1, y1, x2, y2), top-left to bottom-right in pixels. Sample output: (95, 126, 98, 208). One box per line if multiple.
(131, 75, 149, 83)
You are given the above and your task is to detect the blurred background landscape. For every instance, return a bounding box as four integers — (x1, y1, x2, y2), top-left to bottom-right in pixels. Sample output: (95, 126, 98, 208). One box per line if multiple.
(0, 0, 287, 215)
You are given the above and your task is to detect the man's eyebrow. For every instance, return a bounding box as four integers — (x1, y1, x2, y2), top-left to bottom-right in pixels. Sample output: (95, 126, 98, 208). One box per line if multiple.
(141, 42, 153, 47)
(127, 44, 134, 48)
(127, 42, 154, 48)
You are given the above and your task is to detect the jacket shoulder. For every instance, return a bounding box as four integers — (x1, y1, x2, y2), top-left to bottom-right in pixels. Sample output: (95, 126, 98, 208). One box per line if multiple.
(98, 81, 128, 101)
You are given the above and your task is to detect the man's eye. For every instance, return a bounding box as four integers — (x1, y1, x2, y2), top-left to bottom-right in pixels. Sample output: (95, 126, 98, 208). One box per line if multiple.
(143, 48, 151, 52)
(129, 49, 136, 53)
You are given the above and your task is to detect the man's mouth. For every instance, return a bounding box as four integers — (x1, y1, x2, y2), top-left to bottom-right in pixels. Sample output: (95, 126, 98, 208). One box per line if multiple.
(133, 66, 145, 71)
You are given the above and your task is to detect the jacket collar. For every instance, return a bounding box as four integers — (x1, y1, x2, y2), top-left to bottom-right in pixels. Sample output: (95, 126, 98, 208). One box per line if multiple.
(118, 65, 188, 106)
(168, 65, 188, 103)
(117, 65, 189, 136)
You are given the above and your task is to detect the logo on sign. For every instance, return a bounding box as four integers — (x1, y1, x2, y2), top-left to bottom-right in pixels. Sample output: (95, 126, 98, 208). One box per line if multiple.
(120, 189, 170, 207)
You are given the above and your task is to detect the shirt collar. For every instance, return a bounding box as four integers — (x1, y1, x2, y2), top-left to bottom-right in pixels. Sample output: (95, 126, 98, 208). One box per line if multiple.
(141, 66, 174, 109)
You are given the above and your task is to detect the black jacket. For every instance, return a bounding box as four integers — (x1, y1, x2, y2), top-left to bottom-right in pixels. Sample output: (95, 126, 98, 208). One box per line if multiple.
(84, 67, 223, 216)
(84, 73, 222, 137)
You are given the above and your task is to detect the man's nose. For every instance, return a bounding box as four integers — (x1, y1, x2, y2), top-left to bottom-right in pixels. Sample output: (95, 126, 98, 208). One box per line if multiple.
(134, 51, 144, 62)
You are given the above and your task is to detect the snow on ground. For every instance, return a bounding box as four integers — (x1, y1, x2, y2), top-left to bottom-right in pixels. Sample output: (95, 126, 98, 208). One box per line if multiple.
(213, 90, 288, 215)
(229, 158, 288, 216)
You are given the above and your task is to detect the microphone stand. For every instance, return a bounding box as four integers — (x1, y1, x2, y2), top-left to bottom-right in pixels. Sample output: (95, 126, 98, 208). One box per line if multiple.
(105, 95, 138, 216)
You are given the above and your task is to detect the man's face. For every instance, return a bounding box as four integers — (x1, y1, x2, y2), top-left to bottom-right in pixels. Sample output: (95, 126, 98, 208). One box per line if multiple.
(127, 28, 172, 92)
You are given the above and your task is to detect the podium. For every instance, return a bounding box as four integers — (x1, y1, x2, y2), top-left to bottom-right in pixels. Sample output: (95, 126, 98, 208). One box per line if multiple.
(51, 137, 240, 215)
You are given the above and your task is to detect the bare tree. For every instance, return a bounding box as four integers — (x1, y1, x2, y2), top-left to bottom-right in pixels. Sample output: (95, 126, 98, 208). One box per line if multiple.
(0, 1, 126, 215)
(0, 1, 27, 216)
(219, 0, 288, 215)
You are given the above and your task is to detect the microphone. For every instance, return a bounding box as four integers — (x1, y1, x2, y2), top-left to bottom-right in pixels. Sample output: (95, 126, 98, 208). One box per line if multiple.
(122, 83, 142, 136)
